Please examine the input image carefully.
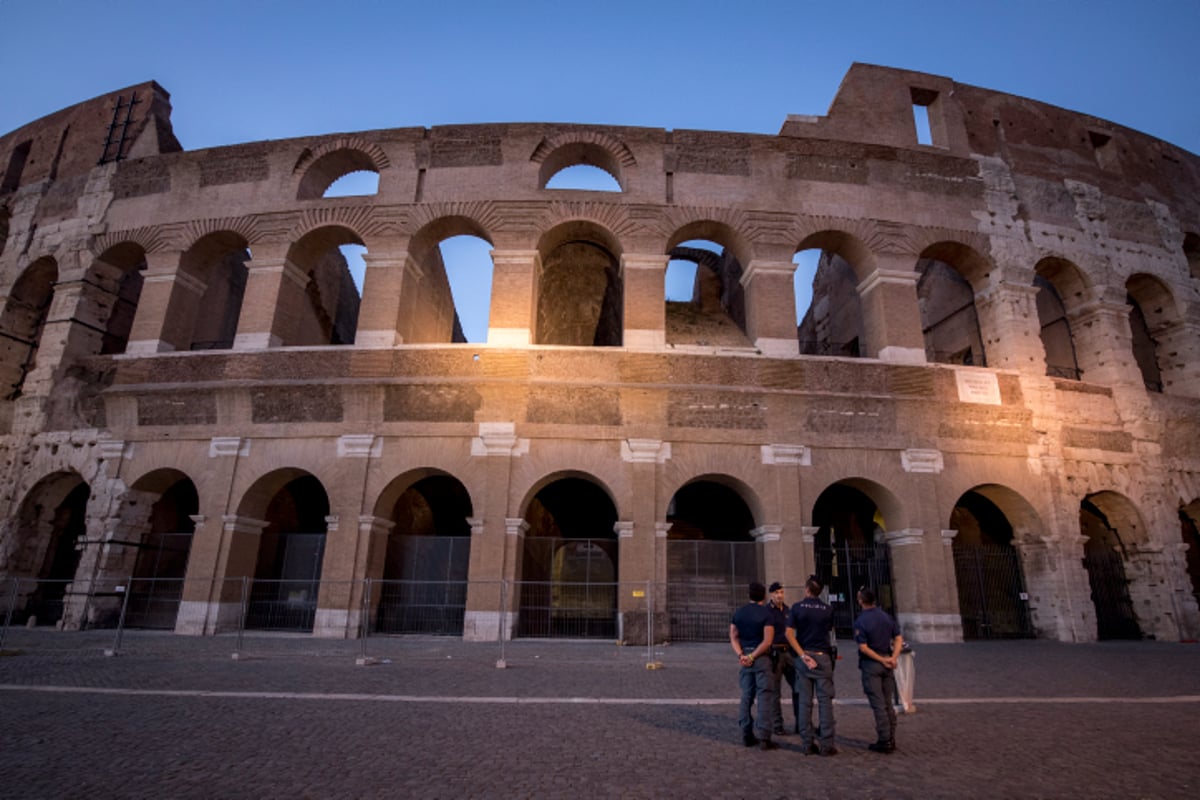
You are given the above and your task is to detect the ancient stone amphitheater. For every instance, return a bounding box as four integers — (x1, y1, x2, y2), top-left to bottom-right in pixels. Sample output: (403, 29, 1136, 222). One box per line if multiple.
(1, 63, 1197, 645)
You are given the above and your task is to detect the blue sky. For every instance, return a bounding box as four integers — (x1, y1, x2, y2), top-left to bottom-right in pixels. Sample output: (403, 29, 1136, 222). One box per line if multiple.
(3, 0, 1196, 342)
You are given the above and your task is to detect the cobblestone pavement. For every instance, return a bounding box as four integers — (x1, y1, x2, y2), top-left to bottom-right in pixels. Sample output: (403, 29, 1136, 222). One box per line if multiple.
(1, 630, 1199, 799)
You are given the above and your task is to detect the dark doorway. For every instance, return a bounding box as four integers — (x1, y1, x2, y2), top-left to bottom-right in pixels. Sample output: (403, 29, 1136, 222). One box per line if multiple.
(246, 475, 329, 632)
(21, 480, 90, 626)
(124, 479, 198, 629)
(666, 479, 759, 642)
(950, 491, 1035, 639)
(1080, 499, 1141, 640)
(812, 483, 895, 636)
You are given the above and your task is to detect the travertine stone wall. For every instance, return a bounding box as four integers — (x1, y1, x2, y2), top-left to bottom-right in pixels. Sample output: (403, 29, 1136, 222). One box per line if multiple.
(1, 64, 1198, 644)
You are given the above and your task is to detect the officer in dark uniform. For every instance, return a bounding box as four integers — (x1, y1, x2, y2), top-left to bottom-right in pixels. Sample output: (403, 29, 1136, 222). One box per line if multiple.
(765, 581, 798, 736)
(786, 575, 837, 755)
(729, 581, 777, 750)
(853, 586, 902, 753)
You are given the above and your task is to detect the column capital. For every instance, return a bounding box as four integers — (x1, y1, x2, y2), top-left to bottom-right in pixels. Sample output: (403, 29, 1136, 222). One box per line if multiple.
(221, 515, 269, 536)
(655, 521, 673, 538)
(752, 524, 783, 543)
(739, 260, 796, 288)
(941, 529, 959, 546)
(505, 518, 530, 538)
(614, 521, 635, 539)
(358, 515, 395, 537)
(857, 268, 918, 295)
(801, 526, 820, 543)
(882, 528, 925, 547)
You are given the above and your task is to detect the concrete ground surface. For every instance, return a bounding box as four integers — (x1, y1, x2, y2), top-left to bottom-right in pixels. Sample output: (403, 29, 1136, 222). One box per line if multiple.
(1, 630, 1198, 799)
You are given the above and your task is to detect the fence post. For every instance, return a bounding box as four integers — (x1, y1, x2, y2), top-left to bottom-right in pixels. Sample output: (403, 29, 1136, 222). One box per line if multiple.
(232, 576, 248, 660)
(356, 577, 372, 665)
(0, 576, 18, 652)
(104, 577, 134, 657)
(496, 580, 508, 669)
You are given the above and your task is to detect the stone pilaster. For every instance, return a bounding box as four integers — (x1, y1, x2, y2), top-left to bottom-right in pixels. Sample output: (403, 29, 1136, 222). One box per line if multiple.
(856, 258, 926, 363)
(488, 250, 540, 346)
(126, 250, 205, 354)
(621, 254, 668, 349)
(740, 260, 799, 357)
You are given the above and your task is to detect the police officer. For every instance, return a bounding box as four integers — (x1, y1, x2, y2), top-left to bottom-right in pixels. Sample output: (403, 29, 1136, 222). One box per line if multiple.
(765, 581, 797, 737)
(785, 575, 837, 755)
(729, 581, 777, 750)
(853, 586, 902, 753)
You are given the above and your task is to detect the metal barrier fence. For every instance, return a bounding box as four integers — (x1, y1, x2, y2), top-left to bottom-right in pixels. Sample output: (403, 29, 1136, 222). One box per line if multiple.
(0, 574, 805, 664)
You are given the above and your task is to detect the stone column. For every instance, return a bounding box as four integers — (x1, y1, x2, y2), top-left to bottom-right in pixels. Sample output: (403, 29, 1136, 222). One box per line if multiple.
(973, 281, 1045, 373)
(356, 515, 396, 634)
(621, 254, 668, 350)
(740, 260, 799, 357)
(126, 250, 206, 354)
(856, 256, 926, 364)
(1125, 542, 1200, 641)
(1067, 296, 1143, 387)
(883, 526, 963, 643)
(753, 524, 783, 588)
(618, 438, 669, 644)
(1019, 533, 1096, 642)
(233, 244, 309, 349)
(354, 240, 414, 347)
(761, 443, 812, 591)
(488, 250, 541, 346)
(463, 422, 528, 640)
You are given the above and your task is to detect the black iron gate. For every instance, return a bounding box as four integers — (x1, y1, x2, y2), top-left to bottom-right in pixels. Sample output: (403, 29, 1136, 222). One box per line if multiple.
(814, 541, 893, 637)
(1083, 548, 1141, 640)
(666, 540, 762, 642)
(953, 544, 1034, 639)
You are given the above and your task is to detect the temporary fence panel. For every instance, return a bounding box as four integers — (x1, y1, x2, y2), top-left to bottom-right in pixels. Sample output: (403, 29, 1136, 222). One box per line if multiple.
(666, 540, 762, 642)
(952, 544, 1035, 639)
(374, 535, 470, 635)
(518, 538, 618, 639)
(245, 533, 325, 632)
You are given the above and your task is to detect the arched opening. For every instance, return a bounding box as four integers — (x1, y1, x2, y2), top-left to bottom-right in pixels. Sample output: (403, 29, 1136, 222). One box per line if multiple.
(1034, 261, 1082, 380)
(665, 477, 759, 641)
(1181, 501, 1200, 609)
(1184, 232, 1200, 282)
(122, 472, 199, 630)
(180, 232, 249, 351)
(795, 248, 862, 357)
(0, 206, 10, 258)
(297, 148, 383, 200)
(375, 473, 473, 635)
(1080, 493, 1142, 640)
(811, 481, 895, 635)
(518, 476, 618, 639)
(950, 489, 1035, 639)
(537, 141, 625, 191)
(664, 237, 749, 348)
(544, 164, 622, 191)
(0, 257, 57, 400)
(246, 474, 330, 632)
(284, 226, 363, 345)
(322, 170, 379, 198)
(7, 472, 89, 627)
(536, 222, 622, 347)
(917, 257, 986, 366)
(408, 217, 496, 344)
(1125, 274, 1176, 393)
(90, 242, 148, 355)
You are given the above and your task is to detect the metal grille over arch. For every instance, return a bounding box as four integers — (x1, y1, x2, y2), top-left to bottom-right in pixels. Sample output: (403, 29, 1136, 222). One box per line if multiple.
(949, 488, 1035, 639)
(376, 473, 473, 636)
(666, 478, 760, 642)
(1080, 493, 1142, 640)
(517, 477, 618, 639)
(811, 482, 895, 636)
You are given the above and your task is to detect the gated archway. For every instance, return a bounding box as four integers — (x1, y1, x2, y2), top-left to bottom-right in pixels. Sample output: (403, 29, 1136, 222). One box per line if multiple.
(245, 473, 330, 632)
(811, 481, 895, 636)
(1180, 501, 1200, 609)
(665, 476, 760, 641)
(518, 475, 618, 638)
(950, 489, 1035, 639)
(1080, 493, 1142, 640)
(5, 472, 90, 626)
(376, 472, 473, 635)
(123, 471, 199, 629)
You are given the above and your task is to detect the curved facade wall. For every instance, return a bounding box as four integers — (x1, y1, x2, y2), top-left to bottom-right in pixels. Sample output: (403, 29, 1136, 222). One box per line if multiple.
(1, 64, 1199, 643)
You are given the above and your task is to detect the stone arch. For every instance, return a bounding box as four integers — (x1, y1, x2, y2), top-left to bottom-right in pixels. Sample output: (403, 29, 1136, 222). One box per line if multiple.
(86, 241, 148, 356)
(664, 472, 762, 642)
(295, 141, 390, 200)
(796, 231, 874, 358)
(118, 468, 199, 629)
(283, 225, 363, 346)
(1080, 490, 1144, 639)
(236, 469, 330, 632)
(948, 484, 1037, 639)
(665, 218, 753, 271)
(531, 131, 635, 191)
(1035, 256, 1087, 379)
(177, 230, 250, 351)
(663, 221, 752, 344)
(372, 468, 475, 636)
(4, 470, 90, 627)
(917, 241, 991, 366)
(0, 205, 9, 258)
(796, 229, 877, 283)
(1180, 497, 1200, 609)
(1125, 272, 1184, 393)
(535, 220, 623, 346)
(517, 472, 620, 639)
(0, 256, 57, 400)
(404, 215, 496, 344)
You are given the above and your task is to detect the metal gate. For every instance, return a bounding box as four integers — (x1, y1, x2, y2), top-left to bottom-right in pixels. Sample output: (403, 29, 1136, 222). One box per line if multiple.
(814, 541, 893, 637)
(666, 540, 762, 642)
(953, 544, 1034, 639)
(518, 538, 618, 638)
(124, 531, 193, 629)
(1083, 548, 1141, 640)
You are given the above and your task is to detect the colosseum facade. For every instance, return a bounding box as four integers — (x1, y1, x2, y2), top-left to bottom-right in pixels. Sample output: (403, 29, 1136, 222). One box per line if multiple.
(1, 63, 1198, 645)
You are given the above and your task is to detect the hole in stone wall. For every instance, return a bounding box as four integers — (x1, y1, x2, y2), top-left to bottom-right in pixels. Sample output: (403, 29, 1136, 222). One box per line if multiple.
(544, 164, 621, 192)
(323, 170, 379, 197)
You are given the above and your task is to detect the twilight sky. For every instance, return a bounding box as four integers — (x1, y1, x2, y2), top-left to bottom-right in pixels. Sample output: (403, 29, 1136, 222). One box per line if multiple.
(2, 0, 1196, 340)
